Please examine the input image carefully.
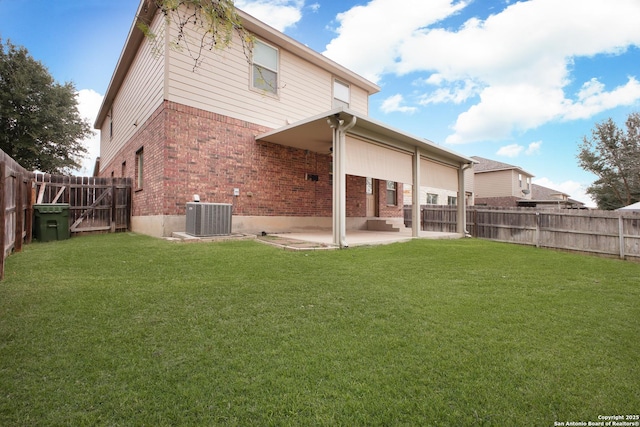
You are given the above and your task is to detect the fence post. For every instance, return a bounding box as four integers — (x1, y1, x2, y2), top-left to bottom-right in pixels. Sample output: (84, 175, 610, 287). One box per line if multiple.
(0, 162, 5, 280)
(14, 172, 23, 253)
(619, 215, 625, 260)
(535, 211, 540, 248)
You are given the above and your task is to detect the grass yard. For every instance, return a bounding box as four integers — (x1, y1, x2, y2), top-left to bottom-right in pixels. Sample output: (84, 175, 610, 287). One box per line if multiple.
(0, 233, 638, 426)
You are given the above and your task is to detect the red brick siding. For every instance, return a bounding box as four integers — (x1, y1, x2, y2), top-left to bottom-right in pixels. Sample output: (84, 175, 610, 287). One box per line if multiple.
(103, 101, 384, 218)
(378, 179, 404, 217)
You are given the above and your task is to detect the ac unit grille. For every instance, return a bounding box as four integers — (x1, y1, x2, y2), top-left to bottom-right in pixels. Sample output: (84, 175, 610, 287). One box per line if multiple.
(185, 202, 232, 236)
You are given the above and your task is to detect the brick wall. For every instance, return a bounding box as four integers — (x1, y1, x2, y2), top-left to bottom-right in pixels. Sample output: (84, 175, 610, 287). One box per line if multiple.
(104, 101, 408, 219)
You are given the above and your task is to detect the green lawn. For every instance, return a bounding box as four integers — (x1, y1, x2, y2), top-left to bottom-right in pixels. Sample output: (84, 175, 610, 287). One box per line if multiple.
(0, 234, 638, 426)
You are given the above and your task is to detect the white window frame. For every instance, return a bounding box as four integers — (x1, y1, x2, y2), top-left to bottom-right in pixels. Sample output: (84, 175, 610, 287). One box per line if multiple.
(333, 79, 350, 108)
(427, 193, 438, 205)
(251, 40, 279, 95)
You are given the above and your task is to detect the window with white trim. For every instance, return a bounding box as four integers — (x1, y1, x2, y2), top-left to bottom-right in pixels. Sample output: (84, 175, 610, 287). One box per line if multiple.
(333, 79, 350, 108)
(386, 181, 397, 205)
(448, 196, 457, 206)
(252, 40, 278, 94)
(427, 193, 438, 204)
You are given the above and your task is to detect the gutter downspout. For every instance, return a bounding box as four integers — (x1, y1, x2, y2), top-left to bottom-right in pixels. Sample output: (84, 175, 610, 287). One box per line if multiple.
(458, 163, 473, 236)
(328, 114, 357, 248)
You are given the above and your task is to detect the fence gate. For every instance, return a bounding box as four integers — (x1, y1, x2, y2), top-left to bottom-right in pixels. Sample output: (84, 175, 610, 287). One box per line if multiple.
(33, 174, 131, 234)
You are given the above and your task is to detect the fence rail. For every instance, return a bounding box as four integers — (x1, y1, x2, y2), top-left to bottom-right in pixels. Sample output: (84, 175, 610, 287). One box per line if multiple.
(414, 205, 640, 260)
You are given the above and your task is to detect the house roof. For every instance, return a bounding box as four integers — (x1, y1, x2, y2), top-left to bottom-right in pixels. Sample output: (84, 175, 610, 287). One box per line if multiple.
(519, 183, 585, 207)
(95, 1, 380, 129)
(471, 156, 535, 177)
(531, 183, 569, 199)
(257, 107, 476, 166)
(617, 201, 640, 211)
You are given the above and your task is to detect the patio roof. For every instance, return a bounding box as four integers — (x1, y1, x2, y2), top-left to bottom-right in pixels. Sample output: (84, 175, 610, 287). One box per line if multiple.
(256, 107, 475, 165)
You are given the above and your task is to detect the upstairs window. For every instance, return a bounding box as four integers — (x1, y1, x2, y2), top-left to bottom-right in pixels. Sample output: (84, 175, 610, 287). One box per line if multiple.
(252, 40, 278, 95)
(333, 79, 350, 108)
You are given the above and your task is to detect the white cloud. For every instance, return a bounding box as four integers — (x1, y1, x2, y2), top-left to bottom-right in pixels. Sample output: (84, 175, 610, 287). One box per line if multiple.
(534, 177, 596, 207)
(380, 94, 417, 114)
(75, 89, 103, 176)
(526, 141, 542, 155)
(323, 0, 468, 83)
(562, 77, 640, 120)
(418, 79, 478, 105)
(496, 144, 523, 158)
(235, 0, 304, 32)
(322, 0, 640, 144)
(496, 140, 541, 158)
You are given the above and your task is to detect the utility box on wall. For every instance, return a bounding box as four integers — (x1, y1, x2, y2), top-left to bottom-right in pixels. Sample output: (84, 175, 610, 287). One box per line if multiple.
(185, 202, 232, 237)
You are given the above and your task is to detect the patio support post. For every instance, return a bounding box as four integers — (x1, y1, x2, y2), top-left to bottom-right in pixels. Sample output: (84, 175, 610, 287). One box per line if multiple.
(457, 164, 472, 235)
(412, 147, 421, 238)
(328, 114, 356, 248)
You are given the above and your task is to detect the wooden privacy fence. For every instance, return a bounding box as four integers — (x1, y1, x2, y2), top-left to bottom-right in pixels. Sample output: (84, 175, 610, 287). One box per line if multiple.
(416, 205, 640, 261)
(1, 148, 133, 280)
(33, 174, 131, 234)
(0, 151, 32, 280)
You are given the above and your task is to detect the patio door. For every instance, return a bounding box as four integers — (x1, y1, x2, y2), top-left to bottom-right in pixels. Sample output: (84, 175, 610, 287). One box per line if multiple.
(366, 177, 378, 217)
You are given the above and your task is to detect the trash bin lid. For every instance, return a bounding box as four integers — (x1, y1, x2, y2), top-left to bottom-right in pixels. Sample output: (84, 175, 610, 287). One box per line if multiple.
(33, 203, 70, 213)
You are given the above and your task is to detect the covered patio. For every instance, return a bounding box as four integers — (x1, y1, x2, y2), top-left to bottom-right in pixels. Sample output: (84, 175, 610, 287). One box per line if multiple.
(257, 107, 475, 248)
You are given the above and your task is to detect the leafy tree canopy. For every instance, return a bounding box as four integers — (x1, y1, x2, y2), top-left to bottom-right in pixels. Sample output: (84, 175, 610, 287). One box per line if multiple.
(138, 0, 254, 70)
(577, 112, 640, 210)
(0, 39, 91, 174)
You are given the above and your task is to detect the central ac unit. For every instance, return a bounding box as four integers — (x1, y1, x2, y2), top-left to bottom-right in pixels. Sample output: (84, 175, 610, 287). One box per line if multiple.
(185, 202, 232, 236)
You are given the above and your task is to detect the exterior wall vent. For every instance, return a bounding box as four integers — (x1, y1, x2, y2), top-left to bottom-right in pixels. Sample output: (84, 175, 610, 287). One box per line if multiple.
(185, 202, 232, 236)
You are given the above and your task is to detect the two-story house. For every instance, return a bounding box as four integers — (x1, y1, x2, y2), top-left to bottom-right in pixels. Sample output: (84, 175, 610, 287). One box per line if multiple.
(471, 156, 534, 207)
(94, 0, 474, 246)
(471, 156, 585, 209)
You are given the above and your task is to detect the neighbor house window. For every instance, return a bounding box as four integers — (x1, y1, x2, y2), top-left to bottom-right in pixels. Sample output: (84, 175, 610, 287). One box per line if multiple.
(386, 181, 397, 205)
(518, 173, 522, 188)
(333, 79, 350, 108)
(427, 193, 438, 204)
(135, 148, 143, 189)
(122, 161, 126, 177)
(252, 40, 278, 94)
(448, 196, 457, 206)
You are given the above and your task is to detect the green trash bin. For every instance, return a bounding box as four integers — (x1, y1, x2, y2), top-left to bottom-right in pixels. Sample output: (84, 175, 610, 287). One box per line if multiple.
(33, 204, 70, 242)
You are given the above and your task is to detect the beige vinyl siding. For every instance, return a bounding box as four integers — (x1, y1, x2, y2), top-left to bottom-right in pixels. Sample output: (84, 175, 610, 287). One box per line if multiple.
(349, 85, 369, 114)
(100, 13, 165, 167)
(474, 170, 514, 197)
(166, 23, 369, 129)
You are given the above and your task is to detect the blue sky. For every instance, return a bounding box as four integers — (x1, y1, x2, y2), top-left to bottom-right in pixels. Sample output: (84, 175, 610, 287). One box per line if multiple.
(2, 0, 640, 206)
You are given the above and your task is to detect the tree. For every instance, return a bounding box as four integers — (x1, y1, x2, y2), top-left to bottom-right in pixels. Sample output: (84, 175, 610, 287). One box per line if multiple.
(0, 39, 91, 174)
(577, 112, 640, 210)
(138, 0, 254, 71)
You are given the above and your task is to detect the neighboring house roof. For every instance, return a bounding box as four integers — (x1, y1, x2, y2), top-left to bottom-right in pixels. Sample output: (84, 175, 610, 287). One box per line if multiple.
(531, 183, 569, 200)
(471, 156, 535, 177)
(95, 1, 381, 129)
(519, 183, 585, 208)
(617, 201, 640, 211)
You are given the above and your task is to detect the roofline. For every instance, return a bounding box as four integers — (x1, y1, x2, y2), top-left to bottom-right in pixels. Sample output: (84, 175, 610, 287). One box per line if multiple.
(94, 1, 380, 129)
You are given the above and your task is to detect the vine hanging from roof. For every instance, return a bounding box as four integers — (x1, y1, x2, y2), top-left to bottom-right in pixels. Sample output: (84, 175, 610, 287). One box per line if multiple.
(137, 0, 254, 70)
